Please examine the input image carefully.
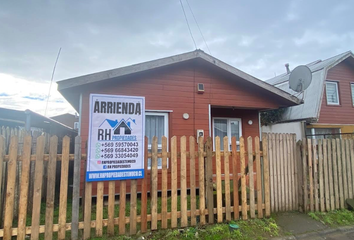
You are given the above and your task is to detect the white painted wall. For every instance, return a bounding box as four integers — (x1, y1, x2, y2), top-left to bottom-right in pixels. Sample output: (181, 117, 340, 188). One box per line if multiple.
(262, 121, 305, 141)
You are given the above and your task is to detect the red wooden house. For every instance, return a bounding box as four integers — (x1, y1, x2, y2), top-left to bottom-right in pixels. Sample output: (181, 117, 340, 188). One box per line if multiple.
(57, 50, 301, 195)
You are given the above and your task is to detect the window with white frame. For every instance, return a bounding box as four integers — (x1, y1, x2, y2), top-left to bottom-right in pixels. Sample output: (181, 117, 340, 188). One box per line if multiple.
(145, 112, 169, 169)
(212, 118, 242, 150)
(351, 83, 354, 106)
(326, 81, 340, 105)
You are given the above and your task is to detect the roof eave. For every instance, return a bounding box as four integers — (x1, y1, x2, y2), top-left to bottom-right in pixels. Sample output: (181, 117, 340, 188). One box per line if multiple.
(58, 49, 301, 106)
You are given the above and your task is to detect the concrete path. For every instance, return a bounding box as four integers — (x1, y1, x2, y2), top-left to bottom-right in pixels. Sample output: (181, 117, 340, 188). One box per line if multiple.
(272, 212, 354, 240)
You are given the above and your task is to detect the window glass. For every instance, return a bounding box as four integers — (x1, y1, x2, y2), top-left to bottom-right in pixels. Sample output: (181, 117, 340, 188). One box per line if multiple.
(230, 120, 240, 141)
(326, 82, 339, 105)
(315, 128, 340, 139)
(145, 115, 164, 145)
(214, 119, 227, 150)
(306, 128, 341, 139)
(213, 118, 242, 150)
(145, 113, 168, 169)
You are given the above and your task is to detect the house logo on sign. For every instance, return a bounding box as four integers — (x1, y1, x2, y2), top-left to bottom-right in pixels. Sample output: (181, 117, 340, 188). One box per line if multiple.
(98, 118, 137, 140)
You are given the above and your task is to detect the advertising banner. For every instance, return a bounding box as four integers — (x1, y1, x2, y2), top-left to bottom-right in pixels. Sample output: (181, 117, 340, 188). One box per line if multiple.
(86, 94, 145, 181)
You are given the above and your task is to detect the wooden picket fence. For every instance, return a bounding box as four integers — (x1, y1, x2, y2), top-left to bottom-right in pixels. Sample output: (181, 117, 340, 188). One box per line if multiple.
(302, 138, 354, 212)
(266, 133, 299, 212)
(0, 134, 271, 240)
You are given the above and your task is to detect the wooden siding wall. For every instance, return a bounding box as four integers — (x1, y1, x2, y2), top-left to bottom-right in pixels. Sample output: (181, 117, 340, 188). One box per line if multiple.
(319, 61, 354, 124)
(79, 62, 284, 195)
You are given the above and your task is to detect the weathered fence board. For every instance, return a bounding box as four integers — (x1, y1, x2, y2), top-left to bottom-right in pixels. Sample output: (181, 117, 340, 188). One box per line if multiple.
(71, 136, 81, 240)
(224, 137, 231, 221)
(44, 136, 58, 240)
(240, 137, 247, 220)
(255, 137, 263, 218)
(231, 137, 239, 219)
(318, 140, 325, 212)
(3, 136, 18, 240)
(170, 136, 178, 228)
(150, 136, 158, 230)
(198, 136, 205, 224)
(215, 137, 222, 223)
(263, 135, 271, 217)
(161, 136, 168, 229)
(96, 182, 104, 236)
(31, 136, 45, 240)
(336, 139, 345, 209)
(58, 136, 70, 240)
(180, 136, 188, 227)
(189, 136, 196, 226)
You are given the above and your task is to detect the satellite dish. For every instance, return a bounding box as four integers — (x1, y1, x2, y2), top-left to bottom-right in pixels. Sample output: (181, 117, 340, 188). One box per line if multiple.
(289, 65, 312, 92)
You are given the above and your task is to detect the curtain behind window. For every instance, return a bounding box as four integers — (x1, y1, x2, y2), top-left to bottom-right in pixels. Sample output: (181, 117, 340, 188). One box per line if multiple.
(145, 115, 164, 145)
(146, 115, 165, 168)
(214, 119, 227, 150)
(326, 82, 338, 104)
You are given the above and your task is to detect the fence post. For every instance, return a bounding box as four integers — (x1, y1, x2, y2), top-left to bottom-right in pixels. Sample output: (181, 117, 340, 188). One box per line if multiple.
(198, 136, 206, 224)
(71, 136, 81, 240)
(58, 136, 70, 240)
(17, 135, 32, 240)
(140, 137, 148, 232)
(205, 137, 214, 224)
(231, 137, 240, 219)
(161, 136, 168, 229)
(150, 136, 158, 230)
(3, 136, 18, 240)
(223, 136, 231, 221)
(215, 136, 222, 223)
(189, 136, 197, 226)
(170, 136, 178, 228)
(262, 134, 270, 217)
(44, 136, 58, 240)
(255, 136, 262, 218)
(296, 140, 303, 212)
(240, 137, 247, 220)
(180, 136, 188, 227)
(248, 137, 255, 218)
(0, 136, 4, 227)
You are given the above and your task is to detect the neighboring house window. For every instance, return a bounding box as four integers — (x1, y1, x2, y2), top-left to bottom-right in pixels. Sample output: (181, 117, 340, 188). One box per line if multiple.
(213, 118, 242, 150)
(306, 128, 341, 139)
(351, 83, 354, 106)
(326, 81, 339, 105)
(145, 112, 169, 169)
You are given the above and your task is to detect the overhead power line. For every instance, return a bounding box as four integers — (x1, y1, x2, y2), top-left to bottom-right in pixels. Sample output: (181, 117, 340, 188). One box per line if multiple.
(185, 0, 211, 55)
(179, 0, 197, 50)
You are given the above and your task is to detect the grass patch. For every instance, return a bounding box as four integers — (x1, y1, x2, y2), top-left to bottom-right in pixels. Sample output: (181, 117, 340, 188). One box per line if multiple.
(87, 218, 280, 240)
(308, 209, 354, 227)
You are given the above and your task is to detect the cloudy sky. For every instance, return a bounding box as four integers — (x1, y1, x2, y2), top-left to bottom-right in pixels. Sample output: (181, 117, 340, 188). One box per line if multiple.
(0, 0, 353, 116)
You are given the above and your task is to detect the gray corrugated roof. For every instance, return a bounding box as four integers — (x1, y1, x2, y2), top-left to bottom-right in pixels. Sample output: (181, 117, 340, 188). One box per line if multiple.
(266, 51, 354, 122)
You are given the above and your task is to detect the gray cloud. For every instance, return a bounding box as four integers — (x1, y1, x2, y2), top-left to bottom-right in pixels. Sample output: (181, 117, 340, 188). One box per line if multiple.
(0, 0, 353, 91)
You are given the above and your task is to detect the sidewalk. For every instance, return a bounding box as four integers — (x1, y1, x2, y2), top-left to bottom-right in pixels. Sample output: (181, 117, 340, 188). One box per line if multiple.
(272, 212, 354, 240)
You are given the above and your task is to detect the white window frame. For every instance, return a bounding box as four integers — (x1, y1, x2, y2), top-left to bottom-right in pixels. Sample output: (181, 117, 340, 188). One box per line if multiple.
(145, 111, 169, 169)
(326, 81, 340, 105)
(351, 83, 354, 106)
(212, 117, 242, 150)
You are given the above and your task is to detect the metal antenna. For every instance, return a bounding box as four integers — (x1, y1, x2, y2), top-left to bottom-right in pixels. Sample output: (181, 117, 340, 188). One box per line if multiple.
(45, 47, 62, 116)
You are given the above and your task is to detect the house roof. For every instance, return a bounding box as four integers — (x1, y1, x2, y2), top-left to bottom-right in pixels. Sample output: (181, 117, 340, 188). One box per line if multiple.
(266, 51, 354, 122)
(57, 49, 301, 111)
(0, 107, 77, 135)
